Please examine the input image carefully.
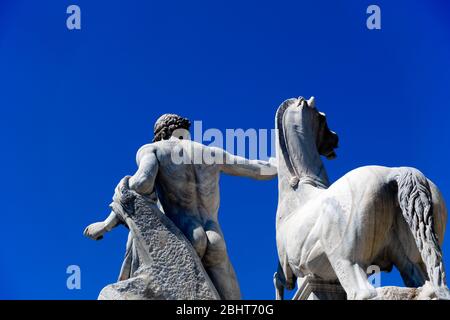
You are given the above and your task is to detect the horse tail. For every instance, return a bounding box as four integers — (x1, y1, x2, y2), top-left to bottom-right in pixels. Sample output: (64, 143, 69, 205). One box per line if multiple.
(392, 167, 449, 298)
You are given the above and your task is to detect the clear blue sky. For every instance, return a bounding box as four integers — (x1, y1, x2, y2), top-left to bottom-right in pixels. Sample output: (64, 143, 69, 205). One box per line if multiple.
(1, 0, 450, 299)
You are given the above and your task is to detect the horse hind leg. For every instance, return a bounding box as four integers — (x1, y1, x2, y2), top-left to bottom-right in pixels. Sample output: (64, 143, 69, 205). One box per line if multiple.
(392, 168, 450, 299)
(326, 254, 377, 300)
(392, 235, 449, 299)
(321, 227, 377, 299)
(398, 260, 427, 288)
(390, 217, 450, 299)
(319, 199, 377, 300)
(389, 234, 427, 288)
(273, 271, 284, 300)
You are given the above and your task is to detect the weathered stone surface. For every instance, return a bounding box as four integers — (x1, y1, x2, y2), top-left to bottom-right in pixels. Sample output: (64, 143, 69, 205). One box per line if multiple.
(374, 287, 422, 300)
(85, 114, 277, 300)
(274, 97, 450, 300)
(292, 278, 436, 300)
(293, 276, 346, 300)
(98, 178, 220, 300)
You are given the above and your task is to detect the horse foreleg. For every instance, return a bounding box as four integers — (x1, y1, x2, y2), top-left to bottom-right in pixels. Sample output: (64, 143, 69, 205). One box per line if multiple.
(326, 255, 377, 300)
(273, 271, 284, 300)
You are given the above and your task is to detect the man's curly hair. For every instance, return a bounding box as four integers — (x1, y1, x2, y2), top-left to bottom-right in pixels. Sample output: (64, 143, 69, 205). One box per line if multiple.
(153, 114, 191, 142)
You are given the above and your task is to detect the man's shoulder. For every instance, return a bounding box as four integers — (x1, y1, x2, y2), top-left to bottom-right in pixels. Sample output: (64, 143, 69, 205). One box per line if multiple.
(136, 143, 157, 164)
(136, 140, 222, 164)
(185, 139, 208, 149)
(164, 137, 210, 151)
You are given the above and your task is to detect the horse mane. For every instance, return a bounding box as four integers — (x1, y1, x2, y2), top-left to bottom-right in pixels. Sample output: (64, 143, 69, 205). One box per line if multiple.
(276, 97, 329, 190)
(276, 98, 303, 189)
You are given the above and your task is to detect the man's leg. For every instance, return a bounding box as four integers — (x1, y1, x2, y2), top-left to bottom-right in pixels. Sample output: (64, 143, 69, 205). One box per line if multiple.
(202, 221, 241, 300)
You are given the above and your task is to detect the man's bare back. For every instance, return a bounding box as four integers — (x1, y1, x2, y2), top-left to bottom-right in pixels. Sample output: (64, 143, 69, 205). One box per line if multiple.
(84, 114, 277, 300)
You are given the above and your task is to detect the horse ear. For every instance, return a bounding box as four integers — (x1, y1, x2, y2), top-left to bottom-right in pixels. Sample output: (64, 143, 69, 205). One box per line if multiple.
(307, 96, 316, 108)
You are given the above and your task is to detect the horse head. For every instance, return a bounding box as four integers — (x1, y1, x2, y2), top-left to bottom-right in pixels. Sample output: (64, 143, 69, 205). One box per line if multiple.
(275, 97, 339, 190)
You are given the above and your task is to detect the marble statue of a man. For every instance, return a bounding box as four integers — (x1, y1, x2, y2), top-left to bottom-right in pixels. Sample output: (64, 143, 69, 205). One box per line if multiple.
(84, 114, 277, 300)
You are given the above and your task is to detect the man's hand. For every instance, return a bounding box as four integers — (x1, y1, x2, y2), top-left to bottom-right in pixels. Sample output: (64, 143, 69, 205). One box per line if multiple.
(259, 157, 277, 177)
(269, 157, 277, 168)
(84, 221, 106, 240)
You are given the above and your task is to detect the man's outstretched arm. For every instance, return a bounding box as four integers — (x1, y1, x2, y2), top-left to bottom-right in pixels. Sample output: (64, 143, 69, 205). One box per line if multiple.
(212, 147, 277, 180)
(84, 146, 159, 241)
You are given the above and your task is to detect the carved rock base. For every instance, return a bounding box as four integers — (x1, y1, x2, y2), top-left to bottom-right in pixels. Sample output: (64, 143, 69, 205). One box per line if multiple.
(373, 286, 436, 300)
(293, 276, 347, 300)
(292, 276, 435, 300)
(98, 181, 220, 300)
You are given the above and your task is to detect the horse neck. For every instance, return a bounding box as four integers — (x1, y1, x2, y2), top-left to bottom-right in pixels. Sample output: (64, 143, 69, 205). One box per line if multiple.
(275, 111, 330, 220)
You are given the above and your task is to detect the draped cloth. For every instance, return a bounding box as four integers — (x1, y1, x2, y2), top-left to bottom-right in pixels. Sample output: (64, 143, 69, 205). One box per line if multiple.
(98, 176, 220, 300)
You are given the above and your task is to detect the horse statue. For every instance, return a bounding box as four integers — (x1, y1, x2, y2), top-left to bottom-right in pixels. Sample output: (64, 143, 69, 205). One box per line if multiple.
(273, 96, 450, 300)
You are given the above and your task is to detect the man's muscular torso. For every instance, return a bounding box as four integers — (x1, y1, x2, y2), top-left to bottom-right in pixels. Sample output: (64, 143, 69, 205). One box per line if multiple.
(134, 138, 225, 261)
(85, 134, 276, 299)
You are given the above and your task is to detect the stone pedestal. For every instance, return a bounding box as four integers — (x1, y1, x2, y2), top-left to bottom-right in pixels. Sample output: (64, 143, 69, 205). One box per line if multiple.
(293, 276, 347, 300)
(374, 286, 435, 300)
(292, 276, 436, 300)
